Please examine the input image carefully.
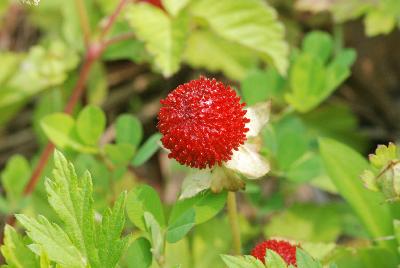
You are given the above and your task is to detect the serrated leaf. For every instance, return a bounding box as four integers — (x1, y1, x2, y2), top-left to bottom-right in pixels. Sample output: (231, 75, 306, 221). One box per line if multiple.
(265, 249, 287, 268)
(1, 225, 39, 268)
(126, 3, 188, 77)
(183, 30, 257, 80)
(76, 105, 106, 146)
(132, 133, 162, 166)
(116, 114, 143, 148)
(166, 209, 195, 243)
(126, 185, 165, 230)
(45, 150, 100, 266)
(191, 0, 289, 75)
(220, 254, 265, 268)
(369, 143, 398, 169)
(16, 214, 85, 267)
(98, 192, 128, 267)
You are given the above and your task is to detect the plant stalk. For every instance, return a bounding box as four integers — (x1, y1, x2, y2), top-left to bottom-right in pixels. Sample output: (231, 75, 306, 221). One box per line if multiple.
(227, 191, 241, 255)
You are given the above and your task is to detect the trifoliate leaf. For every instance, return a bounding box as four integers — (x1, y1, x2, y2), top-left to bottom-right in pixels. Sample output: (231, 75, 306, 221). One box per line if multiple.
(1, 225, 39, 268)
(16, 214, 85, 267)
(126, 3, 189, 77)
(191, 0, 289, 75)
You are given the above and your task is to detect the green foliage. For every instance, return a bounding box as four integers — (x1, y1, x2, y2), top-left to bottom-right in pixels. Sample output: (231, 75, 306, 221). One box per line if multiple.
(319, 138, 396, 252)
(126, 3, 189, 77)
(124, 237, 152, 268)
(131, 133, 162, 166)
(1, 225, 39, 268)
(190, 0, 288, 75)
(8, 151, 128, 268)
(285, 31, 356, 112)
(41, 105, 106, 153)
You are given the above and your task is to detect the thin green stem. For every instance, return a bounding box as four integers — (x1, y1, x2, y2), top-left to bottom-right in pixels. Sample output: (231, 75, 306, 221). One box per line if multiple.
(227, 191, 241, 255)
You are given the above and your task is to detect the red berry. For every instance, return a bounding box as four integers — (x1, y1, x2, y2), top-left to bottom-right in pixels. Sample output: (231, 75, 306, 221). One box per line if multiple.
(251, 240, 298, 266)
(139, 0, 163, 9)
(157, 77, 249, 169)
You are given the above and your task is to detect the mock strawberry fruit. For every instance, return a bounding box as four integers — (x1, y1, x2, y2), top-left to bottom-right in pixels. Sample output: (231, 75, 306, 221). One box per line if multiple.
(158, 77, 249, 169)
(251, 239, 297, 266)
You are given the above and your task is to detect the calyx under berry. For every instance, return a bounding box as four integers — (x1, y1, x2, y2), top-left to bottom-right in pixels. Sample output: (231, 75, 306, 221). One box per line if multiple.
(251, 239, 298, 266)
(157, 76, 249, 169)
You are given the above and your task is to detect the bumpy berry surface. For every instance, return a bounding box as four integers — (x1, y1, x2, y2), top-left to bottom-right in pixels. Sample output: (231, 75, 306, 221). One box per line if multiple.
(157, 77, 249, 169)
(140, 0, 163, 9)
(251, 240, 297, 266)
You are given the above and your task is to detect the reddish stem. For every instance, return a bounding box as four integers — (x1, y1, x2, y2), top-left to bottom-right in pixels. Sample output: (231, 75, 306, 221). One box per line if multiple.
(99, 0, 131, 40)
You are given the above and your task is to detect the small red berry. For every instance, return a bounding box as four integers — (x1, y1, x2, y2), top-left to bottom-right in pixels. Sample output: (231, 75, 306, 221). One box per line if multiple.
(251, 240, 297, 266)
(157, 77, 249, 169)
(139, 0, 163, 9)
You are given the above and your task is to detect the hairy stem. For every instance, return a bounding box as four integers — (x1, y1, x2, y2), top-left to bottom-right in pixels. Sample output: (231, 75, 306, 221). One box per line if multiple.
(227, 191, 241, 255)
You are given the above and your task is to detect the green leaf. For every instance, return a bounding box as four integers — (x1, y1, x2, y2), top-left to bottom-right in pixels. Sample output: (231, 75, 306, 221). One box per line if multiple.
(87, 63, 108, 106)
(166, 209, 195, 243)
(104, 143, 135, 166)
(220, 254, 265, 268)
(144, 212, 164, 260)
(241, 69, 285, 105)
(126, 185, 165, 230)
(170, 191, 227, 225)
(116, 114, 143, 148)
(1, 155, 31, 207)
(132, 133, 162, 166)
(302, 31, 333, 64)
(296, 248, 322, 268)
(98, 192, 128, 268)
(125, 237, 152, 268)
(162, 0, 191, 16)
(40, 113, 75, 148)
(16, 214, 85, 267)
(184, 30, 257, 80)
(265, 249, 287, 268)
(41, 113, 97, 153)
(76, 105, 106, 146)
(127, 3, 189, 77)
(319, 138, 396, 252)
(179, 170, 212, 199)
(264, 203, 342, 243)
(45, 150, 100, 266)
(191, 0, 289, 75)
(1, 225, 39, 268)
